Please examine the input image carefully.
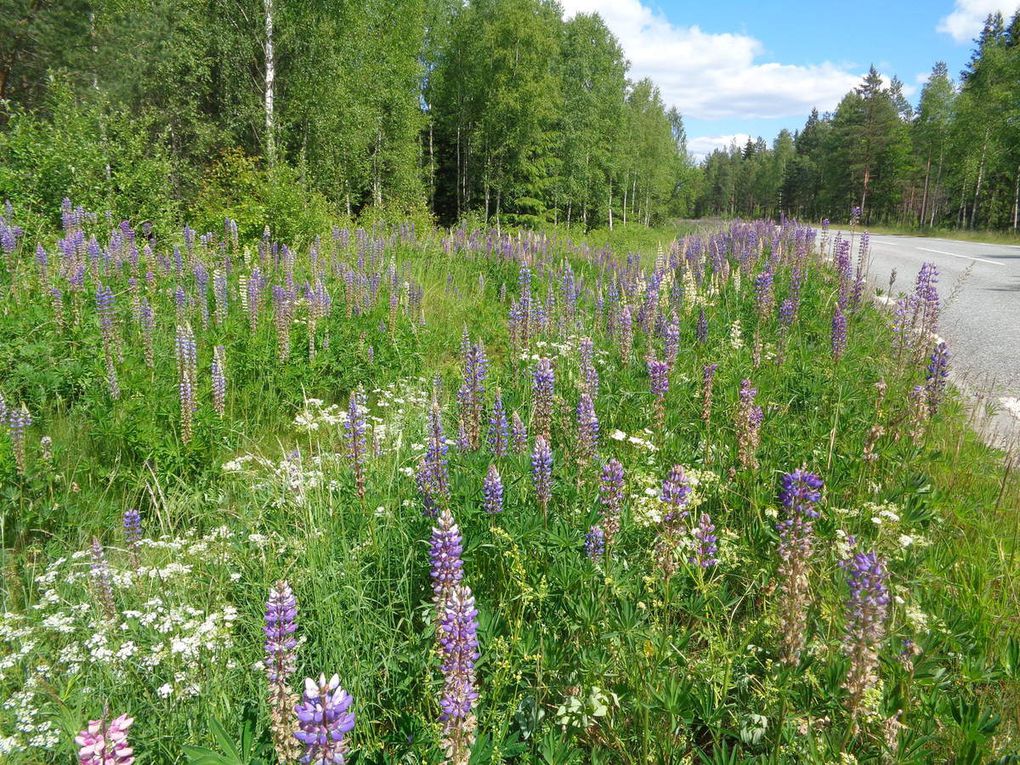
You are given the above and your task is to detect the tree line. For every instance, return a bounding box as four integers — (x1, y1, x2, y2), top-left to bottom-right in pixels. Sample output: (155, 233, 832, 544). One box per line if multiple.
(696, 12, 1020, 230)
(0, 0, 695, 232)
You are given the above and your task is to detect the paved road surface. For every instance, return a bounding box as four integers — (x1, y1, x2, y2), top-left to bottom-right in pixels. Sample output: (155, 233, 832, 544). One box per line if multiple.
(863, 234, 1020, 446)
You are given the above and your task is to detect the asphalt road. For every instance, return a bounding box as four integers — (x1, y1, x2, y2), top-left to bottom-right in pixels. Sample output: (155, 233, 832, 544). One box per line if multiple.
(863, 233, 1020, 446)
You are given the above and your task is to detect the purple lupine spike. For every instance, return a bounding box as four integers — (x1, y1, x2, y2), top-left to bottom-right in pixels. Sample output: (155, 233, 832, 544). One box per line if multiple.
(579, 337, 599, 397)
(272, 285, 293, 360)
(532, 357, 554, 441)
(776, 468, 824, 664)
(599, 458, 625, 544)
(417, 404, 451, 517)
(842, 551, 890, 713)
(690, 512, 719, 568)
(122, 509, 142, 570)
(647, 355, 670, 432)
(664, 314, 681, 370)
(457, 339, 488, 450)
(90, 537, 117, 622)
(265, 581, 300, 763)
(531, 436, 553, 519)
(696, 307, 708, 344)
(576, 393, 599, 464)
(735, 379, 762, 470)
(654, 465, 692, 579)
(585, 525, 606, 561)
(211, 346, 227, 417)
(175, 324, 197, 443)
(75, 713, 135, 765)
(754, 270, 775, 318)
(344, 391, 368, 501)
(925, 341, 950, 415)
(8, 404, 31, 475)
(701, 363, 718, 424)
(430, 507, 465, 610)
(834, 238, 853, 308)
(482, 465, 503, 514)
(437, 585, 480, 763)
(510, 412, 527, 454)
(487, 390, 509, 457)
(213, 269, 228, 325)
(779, 298, 795, 328)
(95, 285, 120, 399)
(779, 469, 824, 519)
(294, 674, 355, 765)
(914, 261, 940, 341)
(660, 465, 692, 523)
(619, 305, 633, 363)
(831, 303, 847, 361)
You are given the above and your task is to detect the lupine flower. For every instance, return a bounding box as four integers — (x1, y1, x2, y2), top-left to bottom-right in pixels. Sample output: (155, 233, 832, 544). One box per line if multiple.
(663, 314, 681, 369)
(619, 306, 633, 363)
(578, 337, 599, 397)
(96, 285, 120, 399)
(779, 298, 795, 328)
(599, 458, 625, 544)
(213, 269, 228, 324)
(487, 390, 509, 457)
(754, 270, 775, 318)
(701, 363, 718, 425)
(531, 436, 553, 519)
(532, 357, 554, 440)
(842, 551, 889, 713)
(272, 285, 293, 360)
(585, 525, 606, 561)
(294, 674, 355, 765)
(40, 434, 52, 463)
(925, 340, 950, 415)
(696, 307, 708, 344)
(776, 469, 823, 664)
(510, 412, 527, 453)
(211, 346, 227, 417)
(344, 390, 368, 499)
(417, 404, 450, 517)
(831, 303, 847, 361)
(122, 509, 142, 570)
(265, 581, 300, 764)
(483, 464, 503, 514)
(8, 404, 31, 475)
(647, 356, 670, 432)
(690, 513, 718, 568)
(576, 393, 599, 464)
(175, 324, 198, 443)
(140, 298, 155, 368)
(654, 464, 692, 580)
(430, 508, 464, 608)
(75, 713, 135, 765)
(735, 379, 763, 470)
(914, 262, 940, 342)
(437, 585, 480, 765)
(457, 339, 488, 450)
(90, 538, 117, 622)
(660, 465, 692, 523)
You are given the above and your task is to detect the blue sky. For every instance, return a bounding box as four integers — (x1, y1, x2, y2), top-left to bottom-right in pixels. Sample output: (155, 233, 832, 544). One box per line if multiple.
(559, 0, 1020, 157)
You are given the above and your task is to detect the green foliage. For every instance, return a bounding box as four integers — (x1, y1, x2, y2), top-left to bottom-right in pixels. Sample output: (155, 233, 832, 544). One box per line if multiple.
(0, 82, 178, 234)
(192, 149, 334, 246)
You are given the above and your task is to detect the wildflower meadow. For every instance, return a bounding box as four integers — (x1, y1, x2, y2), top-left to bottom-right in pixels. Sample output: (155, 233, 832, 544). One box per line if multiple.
(0, 205, 1018, 764)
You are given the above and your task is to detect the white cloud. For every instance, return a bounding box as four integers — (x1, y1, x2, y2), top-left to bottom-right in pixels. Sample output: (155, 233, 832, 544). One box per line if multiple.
(686, 134, 751, 159)
(559, 0, 864, 121)
(937, 0, 1020, 43)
